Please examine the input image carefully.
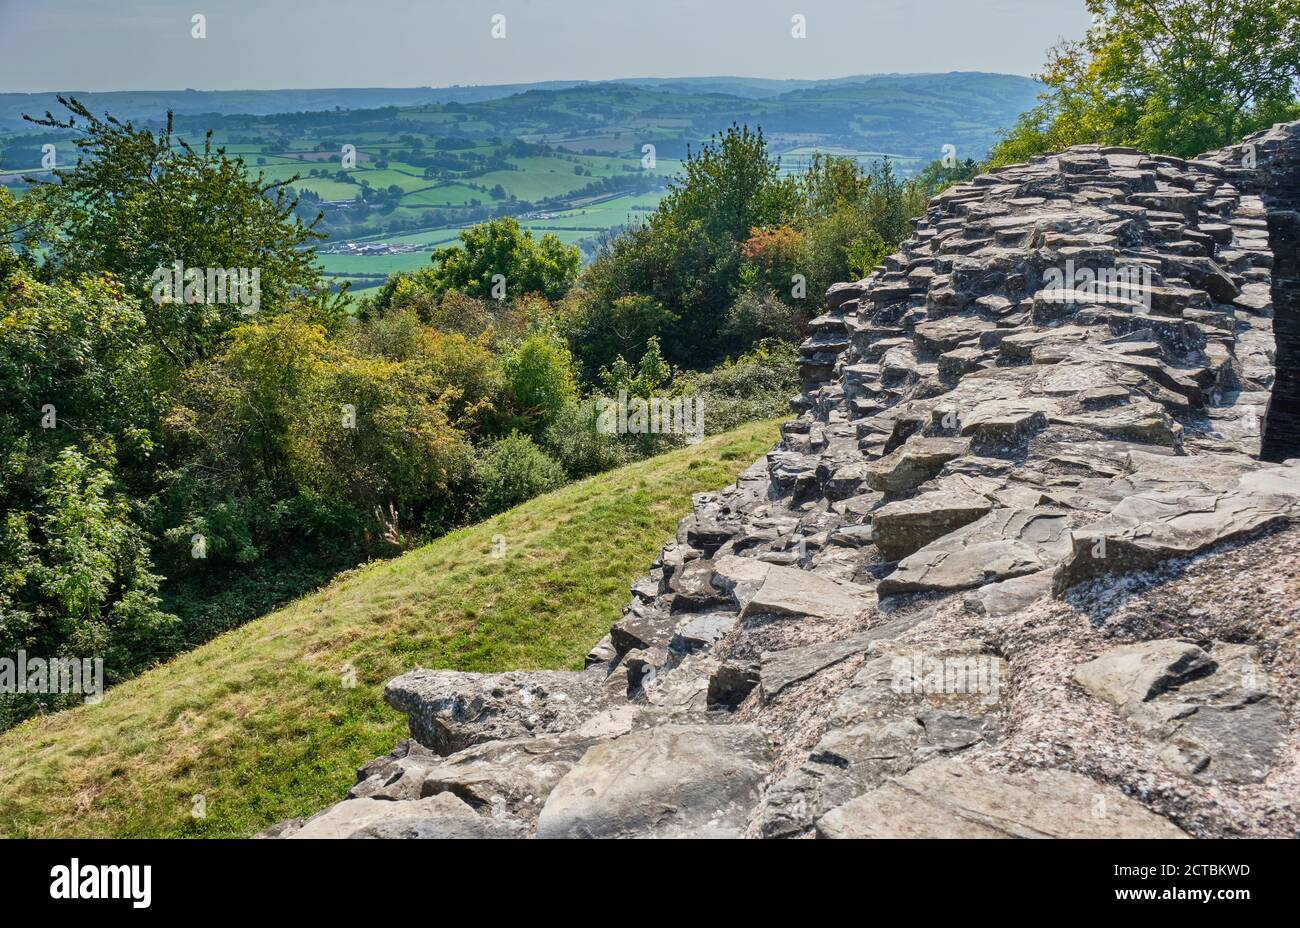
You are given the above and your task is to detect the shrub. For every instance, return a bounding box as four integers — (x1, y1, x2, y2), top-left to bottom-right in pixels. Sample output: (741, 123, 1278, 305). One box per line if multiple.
(160, 312, 478, 571)
(541, 400, 635, 478)
(680, 339, 800, 435)
(565, 292, 678, 380)
(362, 274, 496, 336)
(500, 333, 579, 433)
(723, 287, 805, 348)
(348, 309, 503, 431)
(474, 432, 567, 515)
(0, 446, 178, 729)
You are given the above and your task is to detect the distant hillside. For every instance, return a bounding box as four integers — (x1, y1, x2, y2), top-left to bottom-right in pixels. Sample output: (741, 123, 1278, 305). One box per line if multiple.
(0, 73, 1040, 147)
(0, 84, 590, 131)
(482, 72, 1043, 161)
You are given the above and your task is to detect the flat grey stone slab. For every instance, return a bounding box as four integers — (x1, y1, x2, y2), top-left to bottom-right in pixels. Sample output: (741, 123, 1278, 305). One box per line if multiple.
(536, 723, 771, 838)
(816, 758, 1188, 839)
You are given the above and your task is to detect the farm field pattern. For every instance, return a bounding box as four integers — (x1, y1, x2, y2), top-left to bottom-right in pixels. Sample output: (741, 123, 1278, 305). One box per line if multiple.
(0, 73, 1041, 294)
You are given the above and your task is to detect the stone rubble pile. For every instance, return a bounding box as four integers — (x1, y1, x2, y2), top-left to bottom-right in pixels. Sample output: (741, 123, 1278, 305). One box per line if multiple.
(269, 123, 1300, 840)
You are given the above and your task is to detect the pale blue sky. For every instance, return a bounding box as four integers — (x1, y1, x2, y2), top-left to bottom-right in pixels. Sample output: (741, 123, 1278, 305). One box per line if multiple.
(0, 0, 1092, 92)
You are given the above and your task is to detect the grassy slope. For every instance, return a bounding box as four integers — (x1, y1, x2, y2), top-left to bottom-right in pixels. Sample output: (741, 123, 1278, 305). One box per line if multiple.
(0, 420, 781, 838)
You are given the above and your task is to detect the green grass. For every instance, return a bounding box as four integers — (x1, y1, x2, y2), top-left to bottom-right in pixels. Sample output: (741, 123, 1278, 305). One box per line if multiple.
(292, 178, 363, 200)
(523, 191, 664, 230)
(399, 183, 490, 207)
(473, 169, 595, 201)
(0, 420, 781, 838)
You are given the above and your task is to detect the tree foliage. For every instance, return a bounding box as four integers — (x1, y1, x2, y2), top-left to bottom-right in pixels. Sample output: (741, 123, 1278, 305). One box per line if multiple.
(578, 125, 799, 369)
(26, 98, 330, 366)
(473, 432, 567, 516)
(990, 0, 1300, 164)
(0, 269, 176, 727)
(499, 332, 580, 433)
(424, 216, 580, 303)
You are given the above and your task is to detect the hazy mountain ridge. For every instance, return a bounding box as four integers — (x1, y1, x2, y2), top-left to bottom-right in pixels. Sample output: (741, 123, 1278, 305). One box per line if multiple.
(0, 72, 1040, 139)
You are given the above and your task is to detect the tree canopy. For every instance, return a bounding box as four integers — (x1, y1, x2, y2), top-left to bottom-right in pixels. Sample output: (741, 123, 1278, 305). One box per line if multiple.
(425, 216, 580, 303)
(990, 0, 1300, 164)
(25, 98, 331, 366)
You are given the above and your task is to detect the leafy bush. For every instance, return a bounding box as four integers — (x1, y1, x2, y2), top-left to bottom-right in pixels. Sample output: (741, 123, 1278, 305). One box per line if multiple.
(723, 285, 804, 348)
(0, 266, 177, 728)
(596, 336, 675, 400)
(161, 313, 477, 562)
(360, 274, 495, 336)
(347, 309, 503, 432)
(681, 339, 800, 435)
(474, 432, 567, 515)
(500, 333, 579, 433)
(564, 293, 678, 380)
(0, 446, 177, 729)
(541, 400, 636, 478)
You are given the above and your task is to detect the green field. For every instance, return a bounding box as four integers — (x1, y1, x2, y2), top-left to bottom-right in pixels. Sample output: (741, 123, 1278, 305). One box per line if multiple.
(315, 187, 673, 293)
(317, 250, 435, 276)
(400, 183, 492, 207)
(0, 419, 782, 838)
